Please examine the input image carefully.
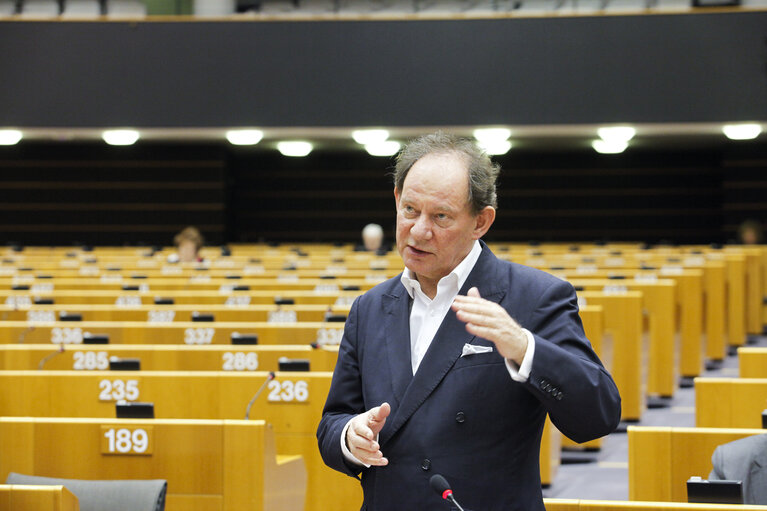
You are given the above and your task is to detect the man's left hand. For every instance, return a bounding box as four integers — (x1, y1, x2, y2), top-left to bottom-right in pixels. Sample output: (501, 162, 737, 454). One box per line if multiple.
(452, 287, 528, 364)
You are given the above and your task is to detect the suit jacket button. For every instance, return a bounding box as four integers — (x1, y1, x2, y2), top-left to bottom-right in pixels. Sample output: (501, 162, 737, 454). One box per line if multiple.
(421, 459, 431, 471)
(455, 412, 466, 423)
(555, 392, 563, 401)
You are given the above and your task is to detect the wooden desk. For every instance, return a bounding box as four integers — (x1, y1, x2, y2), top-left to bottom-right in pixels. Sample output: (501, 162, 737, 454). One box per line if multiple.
(0, 344, 340, 372)
(545, 499, 767, 511)
(0, 484, 79, 511)
(571, 279, 676, 398)
(738, 347, 767, 378)
(0, 320, 344, 346)
(547, 268, 704, 380)
(562, 306, 607, 451)
(695, 377, 767, 428)
(725, 246, 765, 335)
(0, 370, 556, 509)
(0, 371, 341, 511)
(1, 276, 386, 291)
(0, 289, 361, 306)
(540, 417, 562, 488)
(0, 303, 352, 323)
(579, 291, 644, 421)
(0, 418, 304, 511)
(628, 426, 766, 502)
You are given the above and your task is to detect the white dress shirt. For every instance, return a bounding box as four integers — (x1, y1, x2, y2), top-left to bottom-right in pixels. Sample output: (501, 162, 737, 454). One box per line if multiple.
(341, 241, 536, 466)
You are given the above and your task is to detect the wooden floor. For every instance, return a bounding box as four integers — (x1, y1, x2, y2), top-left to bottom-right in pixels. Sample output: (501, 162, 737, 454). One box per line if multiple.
(544, 333, 767, 501)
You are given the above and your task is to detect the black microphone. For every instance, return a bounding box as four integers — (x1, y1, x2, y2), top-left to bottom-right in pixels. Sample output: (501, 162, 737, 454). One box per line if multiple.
(430, 474, 466, 511)
(244, 371, 275, 420)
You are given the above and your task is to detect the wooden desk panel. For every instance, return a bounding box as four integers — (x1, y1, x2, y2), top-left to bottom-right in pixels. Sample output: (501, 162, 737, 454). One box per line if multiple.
(572, 280, 676, 398)
(562, 306, 606, 451)
(695, 377, 767, 429)
(0, 344, 339, 373)
(738, 347, 767, 378)
(0, 372, 353, 511)
(0, 321, 344, 346)
(0, 418, 304, 511)
(580, 500, 767, 511)
(0, 304, 353, 323)
(628, 426, 765, 502)
(579, 292, 644, 421)
(0, 289, 360, 306)
(0, 485, 79, 511)
(0, 370, 562, 509)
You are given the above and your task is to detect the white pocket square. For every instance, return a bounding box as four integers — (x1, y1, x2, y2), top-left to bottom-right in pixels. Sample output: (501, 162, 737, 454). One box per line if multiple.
(461, 344, 494, 357)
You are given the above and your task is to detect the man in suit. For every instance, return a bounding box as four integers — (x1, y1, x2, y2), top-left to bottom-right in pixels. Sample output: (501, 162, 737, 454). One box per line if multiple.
(709, 434, 767, 504)
(317, 132, 621, 511)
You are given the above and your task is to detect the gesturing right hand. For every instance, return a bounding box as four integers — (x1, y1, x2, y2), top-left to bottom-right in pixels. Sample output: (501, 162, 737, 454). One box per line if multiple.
(346, 402, 391, 466)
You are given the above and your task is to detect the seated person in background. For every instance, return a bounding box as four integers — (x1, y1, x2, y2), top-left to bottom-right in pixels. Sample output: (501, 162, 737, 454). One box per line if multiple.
(709, 433, 767, 504)
(738, 219, 764, 245)
(167, 226, 205, 263)
(354, 223, 391, 254)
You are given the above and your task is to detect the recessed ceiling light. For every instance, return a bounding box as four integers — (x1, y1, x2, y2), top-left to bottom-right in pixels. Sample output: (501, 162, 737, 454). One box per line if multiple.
(722, 124, 762, 141)
(597, 126, 636, 143)
(352, 129, 390, 145)
(0, 129, 22, 145)
(102, 129, 139, 146)
(477, 139, 512, 155)
(473, 128, 512, 143)
(226, 129, 263, 146)
(592, 139, 628, 154)
(277, 141, 313, 157)
(365, 140, 401, 157)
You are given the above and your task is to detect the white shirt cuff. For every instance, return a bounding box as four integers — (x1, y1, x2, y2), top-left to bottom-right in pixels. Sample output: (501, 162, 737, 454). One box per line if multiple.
(340, 416, 371, 468)
(505, 328, 535, 382)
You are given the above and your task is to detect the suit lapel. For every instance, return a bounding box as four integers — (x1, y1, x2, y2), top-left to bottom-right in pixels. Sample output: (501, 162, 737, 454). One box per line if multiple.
(380, 243, 506, 446)
(382, 287, 413, 408)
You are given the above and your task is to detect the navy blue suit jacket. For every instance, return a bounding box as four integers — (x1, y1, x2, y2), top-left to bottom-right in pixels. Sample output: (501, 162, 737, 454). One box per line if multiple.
(317, 243, 621, 511)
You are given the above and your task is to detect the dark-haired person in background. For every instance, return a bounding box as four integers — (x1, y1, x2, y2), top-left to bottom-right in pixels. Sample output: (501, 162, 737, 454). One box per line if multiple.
(317, 132, 621, 511)
(738, 219, 764, 245)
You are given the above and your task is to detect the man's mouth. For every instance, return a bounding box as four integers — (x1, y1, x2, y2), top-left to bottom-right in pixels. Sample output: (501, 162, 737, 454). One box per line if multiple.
(407, 245, 430, 255)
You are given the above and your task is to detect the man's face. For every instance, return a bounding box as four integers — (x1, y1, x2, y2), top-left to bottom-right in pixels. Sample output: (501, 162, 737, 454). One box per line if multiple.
(394, 152, 490, 286)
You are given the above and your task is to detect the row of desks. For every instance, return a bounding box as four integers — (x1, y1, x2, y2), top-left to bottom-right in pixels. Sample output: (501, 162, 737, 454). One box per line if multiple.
(628, 347, 767, 503)
(0, 370, 341, 511)
(3, 367, 767, 509)
(2, 352, 767, 509)
(0, 287, 684, 422)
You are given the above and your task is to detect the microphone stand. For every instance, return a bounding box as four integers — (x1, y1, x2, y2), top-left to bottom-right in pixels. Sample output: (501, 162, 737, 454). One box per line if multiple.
(244, 372, 275, 420)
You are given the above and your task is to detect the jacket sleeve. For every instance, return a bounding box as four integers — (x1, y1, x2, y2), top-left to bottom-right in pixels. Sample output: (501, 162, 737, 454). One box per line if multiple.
(709, 444, 725, 480)
(316, 296, 367, 477)
(523, 278, 622, 443)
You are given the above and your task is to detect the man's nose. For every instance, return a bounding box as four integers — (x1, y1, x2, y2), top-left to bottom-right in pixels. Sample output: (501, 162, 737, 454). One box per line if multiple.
(410, 214, 433, 241)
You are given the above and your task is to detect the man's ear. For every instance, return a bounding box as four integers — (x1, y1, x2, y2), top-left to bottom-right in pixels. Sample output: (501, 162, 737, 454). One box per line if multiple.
(473, 206, 496, 239)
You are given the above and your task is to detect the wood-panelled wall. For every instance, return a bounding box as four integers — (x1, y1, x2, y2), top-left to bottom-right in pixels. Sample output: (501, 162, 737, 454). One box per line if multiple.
(722, 146, 767, 243)
(231, 147, 734, 245)
(0, 144, 227, 246)
(1, 142, 765, 246)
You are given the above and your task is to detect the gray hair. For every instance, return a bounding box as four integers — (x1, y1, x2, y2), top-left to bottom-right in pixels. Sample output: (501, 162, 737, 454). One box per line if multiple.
(393, 131, 499, 215)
